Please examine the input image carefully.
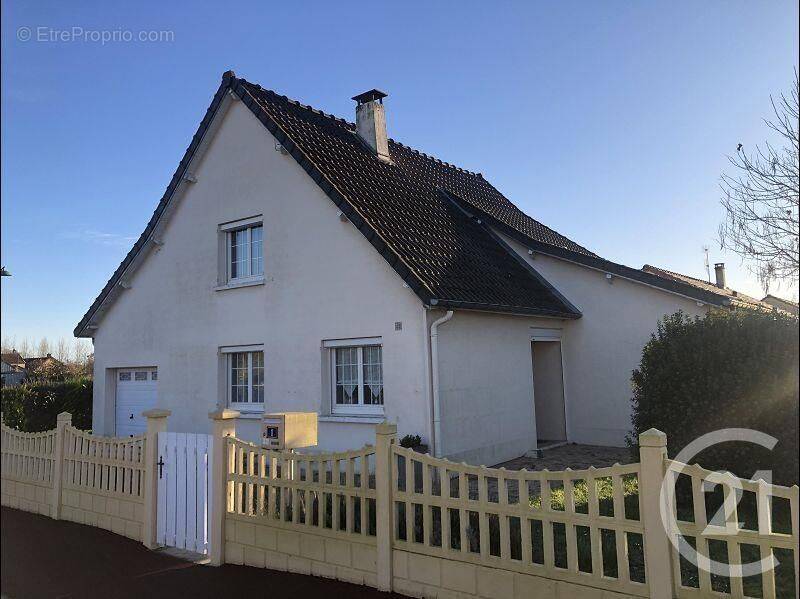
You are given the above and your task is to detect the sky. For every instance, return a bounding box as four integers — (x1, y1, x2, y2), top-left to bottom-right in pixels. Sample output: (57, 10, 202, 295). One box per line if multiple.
(1, 1, 798, 346)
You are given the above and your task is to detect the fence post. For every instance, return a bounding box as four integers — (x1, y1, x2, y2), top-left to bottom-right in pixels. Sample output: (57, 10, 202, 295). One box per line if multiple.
(208, 408, 239, 566)
(50, 411, 72, 520)
(639, 428, 673, 599)
(374, 422, 397, 592)
(142, 408, 171, 550)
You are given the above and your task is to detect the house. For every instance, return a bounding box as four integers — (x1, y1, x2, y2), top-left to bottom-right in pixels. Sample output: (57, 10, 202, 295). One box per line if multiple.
(76, 72, 763, 465)
(761, 294, 799, 316)
(1, 350, 26, 387)
(642, 263, 781, 312)
(23, 353, 67, 380)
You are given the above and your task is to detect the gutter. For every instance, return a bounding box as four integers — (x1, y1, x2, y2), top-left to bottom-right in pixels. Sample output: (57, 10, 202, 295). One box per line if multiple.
(429, 310, 454, 457)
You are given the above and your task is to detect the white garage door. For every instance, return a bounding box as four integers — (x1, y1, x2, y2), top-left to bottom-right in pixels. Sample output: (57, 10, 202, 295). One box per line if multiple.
(116, 368, 158, 437)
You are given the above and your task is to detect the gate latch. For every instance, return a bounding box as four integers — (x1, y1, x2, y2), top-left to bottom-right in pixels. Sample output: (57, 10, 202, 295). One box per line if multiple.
(157, 456, 165, 479)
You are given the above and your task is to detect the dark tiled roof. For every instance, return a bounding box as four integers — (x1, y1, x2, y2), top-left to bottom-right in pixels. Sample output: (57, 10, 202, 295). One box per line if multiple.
(75, 73, 583, 335)
(387, 141, 596, 257)
(1, 350, 25, 368)
(237, 79, 580, 317)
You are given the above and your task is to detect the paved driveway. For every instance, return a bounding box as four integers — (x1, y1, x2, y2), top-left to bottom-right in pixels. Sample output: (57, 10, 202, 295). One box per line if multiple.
(0, 507, 404, 599)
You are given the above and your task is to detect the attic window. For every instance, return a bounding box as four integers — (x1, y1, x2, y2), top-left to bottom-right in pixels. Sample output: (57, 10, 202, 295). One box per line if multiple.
(220, 217, 264, 283)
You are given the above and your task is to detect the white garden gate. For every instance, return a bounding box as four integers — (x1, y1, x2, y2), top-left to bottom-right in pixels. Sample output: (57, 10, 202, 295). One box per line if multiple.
(157, 432, 213, 554)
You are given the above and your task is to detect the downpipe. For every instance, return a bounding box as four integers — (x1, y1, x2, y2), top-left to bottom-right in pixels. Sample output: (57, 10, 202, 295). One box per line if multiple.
(430, 310, 454, 457)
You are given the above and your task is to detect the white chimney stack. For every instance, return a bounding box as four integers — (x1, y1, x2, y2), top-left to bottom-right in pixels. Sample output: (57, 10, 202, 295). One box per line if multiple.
(352, 89, 391, 163)
(714, 263, 726, 289)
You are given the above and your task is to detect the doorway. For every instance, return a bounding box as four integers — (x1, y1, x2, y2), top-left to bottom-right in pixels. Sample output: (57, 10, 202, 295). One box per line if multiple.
(531, 338, 567, 445)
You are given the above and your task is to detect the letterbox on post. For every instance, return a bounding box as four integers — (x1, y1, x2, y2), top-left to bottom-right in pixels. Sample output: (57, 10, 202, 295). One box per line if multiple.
(261, 412, 318, 450)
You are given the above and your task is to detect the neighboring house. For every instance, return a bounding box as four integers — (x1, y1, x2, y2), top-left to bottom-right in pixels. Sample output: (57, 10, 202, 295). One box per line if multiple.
(1, 350, 26, 387)
(75, 72, 767, 465)
(24, 353, 67, 380)
(762, 294, 799, 316)
(641, 263, 781, 313)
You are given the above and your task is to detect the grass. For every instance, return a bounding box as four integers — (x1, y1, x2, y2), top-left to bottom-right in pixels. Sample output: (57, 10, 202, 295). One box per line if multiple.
(528, 474, 640, 520)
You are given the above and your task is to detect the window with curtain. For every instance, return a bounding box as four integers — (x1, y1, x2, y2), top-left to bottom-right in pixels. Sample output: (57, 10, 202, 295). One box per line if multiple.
(332, 345, 383, 414)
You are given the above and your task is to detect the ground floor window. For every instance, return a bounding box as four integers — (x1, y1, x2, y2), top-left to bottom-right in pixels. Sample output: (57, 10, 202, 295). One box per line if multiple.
(226, 349, 264, 409)
(328, 341, 383, 415)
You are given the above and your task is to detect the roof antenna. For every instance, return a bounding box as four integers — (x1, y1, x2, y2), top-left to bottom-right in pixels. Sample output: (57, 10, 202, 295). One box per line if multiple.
(702, 245, 711, 283)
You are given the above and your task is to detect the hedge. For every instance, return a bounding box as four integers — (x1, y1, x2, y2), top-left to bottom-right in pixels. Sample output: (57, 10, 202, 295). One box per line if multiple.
(629, 310, 799, 486)
(1, 377, 93, 432)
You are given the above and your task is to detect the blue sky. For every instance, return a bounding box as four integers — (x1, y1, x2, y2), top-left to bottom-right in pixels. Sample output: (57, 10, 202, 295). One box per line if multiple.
(2, 1, 798, 346)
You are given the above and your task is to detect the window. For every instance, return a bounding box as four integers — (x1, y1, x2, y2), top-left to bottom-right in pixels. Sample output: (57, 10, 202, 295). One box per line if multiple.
(227, 350, 264, 409)
(118, 372, 131, 382)
(134, 371, 148, 381)
(330, 344, 383, 414)
(227, 223, 263, 281)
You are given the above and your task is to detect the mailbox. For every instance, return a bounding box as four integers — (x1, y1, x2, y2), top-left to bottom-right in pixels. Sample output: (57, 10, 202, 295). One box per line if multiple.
(261, 412, 318, 450)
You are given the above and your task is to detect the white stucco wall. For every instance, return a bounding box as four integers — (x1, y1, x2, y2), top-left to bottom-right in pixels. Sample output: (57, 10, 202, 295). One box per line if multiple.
(432, 309, 553, 466)
(497, 232, 710, 447)
(91, 99, 429, 451)
(431, 233, 710, 464)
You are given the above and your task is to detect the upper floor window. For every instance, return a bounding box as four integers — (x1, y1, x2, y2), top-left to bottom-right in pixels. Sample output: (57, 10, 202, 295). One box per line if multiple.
(227, 223, 263, 281)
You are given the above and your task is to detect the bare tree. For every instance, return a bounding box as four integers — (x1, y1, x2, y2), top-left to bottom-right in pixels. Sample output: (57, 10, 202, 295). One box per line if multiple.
(17, 338, 32, 358)
(55, 338, 70, 363)
(36, 337, 51, 357)
(72, 339, 91, 366)
(1, 336, 15, 353)
(719, 73, 800, 294)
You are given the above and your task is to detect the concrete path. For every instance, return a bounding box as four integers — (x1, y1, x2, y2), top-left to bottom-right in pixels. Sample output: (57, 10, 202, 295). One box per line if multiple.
(0, 507, 404, 599)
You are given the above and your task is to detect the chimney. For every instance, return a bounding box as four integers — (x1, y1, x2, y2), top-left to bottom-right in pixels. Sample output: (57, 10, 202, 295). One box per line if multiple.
(714, 263, 726, 289)
(352, 89, 390, 163)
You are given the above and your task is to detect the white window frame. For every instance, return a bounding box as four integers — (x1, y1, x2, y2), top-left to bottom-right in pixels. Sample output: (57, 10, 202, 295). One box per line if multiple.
(220, 217, 263, 283)
(221, 346, 265, 412)
(324, 338, 384, 416)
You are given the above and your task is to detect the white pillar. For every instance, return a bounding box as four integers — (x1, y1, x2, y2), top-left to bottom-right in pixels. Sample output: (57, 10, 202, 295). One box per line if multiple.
(374, 422, 397, 591)
(208, 408, 239, 566)
(638, 428, 673, 599)
(51, 411, 72, 520)
(141, 408, 171, 550)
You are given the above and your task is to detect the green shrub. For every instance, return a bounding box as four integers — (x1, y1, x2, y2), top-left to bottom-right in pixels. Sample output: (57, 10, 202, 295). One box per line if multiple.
(629, 310, 799, 486)
(1, 377, 92, 432)
(399, 434, 423, 448)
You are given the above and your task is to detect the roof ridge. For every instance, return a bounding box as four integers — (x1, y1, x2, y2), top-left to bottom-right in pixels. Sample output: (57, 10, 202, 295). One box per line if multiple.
(239, 78, 485, 177)
(240, 79, 354, 128)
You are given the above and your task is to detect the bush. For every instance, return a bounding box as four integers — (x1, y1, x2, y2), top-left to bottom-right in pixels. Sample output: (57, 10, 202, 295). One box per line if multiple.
(399, 434, 423, 448)
(1, 377, 92, 432)
(629, 310, 799, 486)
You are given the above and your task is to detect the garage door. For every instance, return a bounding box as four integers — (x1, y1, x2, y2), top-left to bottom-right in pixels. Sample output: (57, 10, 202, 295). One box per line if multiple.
(116, 368, 158, 437)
